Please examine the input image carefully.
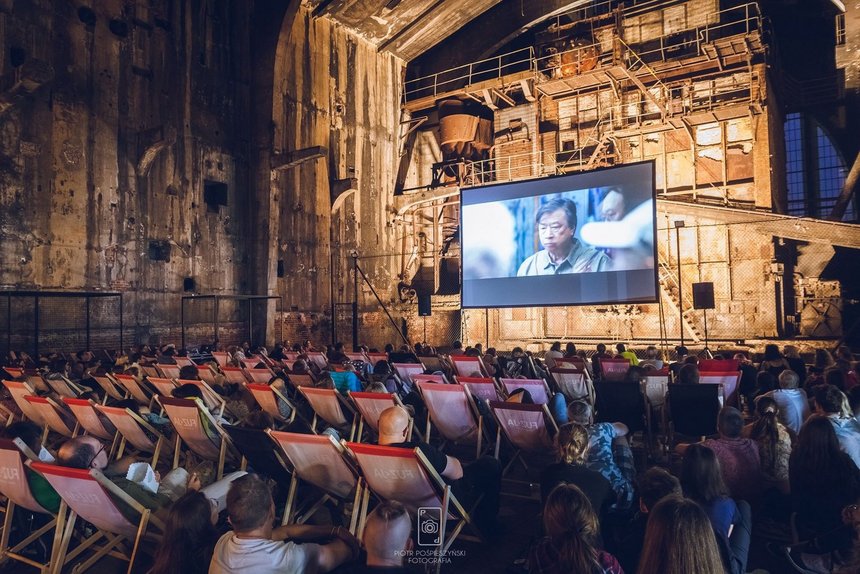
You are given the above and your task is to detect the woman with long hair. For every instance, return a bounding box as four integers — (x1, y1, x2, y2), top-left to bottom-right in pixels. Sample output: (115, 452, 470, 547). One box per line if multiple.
(539, 423, 613, 512)
(679, 444, 736, 538)
(759, 344, 789, 377)
(150, 491, 219, 574)
(745, 396, 793, 492)
(789, 415, 860, 553)
(636, 496, 726, 574)
(529, 483, 623, 574)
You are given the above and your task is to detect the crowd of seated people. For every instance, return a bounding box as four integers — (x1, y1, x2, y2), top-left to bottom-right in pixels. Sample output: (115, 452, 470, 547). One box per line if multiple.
(1, 339, 859, 573)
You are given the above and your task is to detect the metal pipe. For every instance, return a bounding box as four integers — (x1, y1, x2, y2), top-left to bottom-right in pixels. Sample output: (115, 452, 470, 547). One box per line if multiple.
(354, 258, 410, 348)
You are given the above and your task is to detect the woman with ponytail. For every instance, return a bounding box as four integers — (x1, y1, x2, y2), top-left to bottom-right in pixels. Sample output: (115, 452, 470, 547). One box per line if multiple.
(540, 423, 613, 516)
(529, 483, 623, 574)
(744, 396, 793, 492)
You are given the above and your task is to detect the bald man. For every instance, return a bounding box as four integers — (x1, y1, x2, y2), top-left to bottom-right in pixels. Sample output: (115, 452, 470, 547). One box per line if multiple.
(376, 406, 502, 537)
(360, 501, 414, 572)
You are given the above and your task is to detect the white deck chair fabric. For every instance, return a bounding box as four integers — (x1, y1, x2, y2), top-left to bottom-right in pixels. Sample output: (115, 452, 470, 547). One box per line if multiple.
(417, 382, 478, 443)
(489, 401, 554, 452)
(499, 378, 551, 405)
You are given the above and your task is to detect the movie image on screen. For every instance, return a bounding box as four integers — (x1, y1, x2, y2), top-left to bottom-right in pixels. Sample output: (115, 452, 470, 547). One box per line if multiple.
(460, 161, 657, 308)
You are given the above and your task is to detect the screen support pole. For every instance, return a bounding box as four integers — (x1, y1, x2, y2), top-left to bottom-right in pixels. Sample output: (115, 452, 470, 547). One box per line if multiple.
(354, 257, 411, 348)
(674, 221, 685, 349)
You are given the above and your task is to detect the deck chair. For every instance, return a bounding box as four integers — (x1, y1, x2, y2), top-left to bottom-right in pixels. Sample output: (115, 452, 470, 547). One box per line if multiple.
(24, 396, 78, 439)
(417, 382, 486, 458)
(347, 442, 482, 566)
(95, 405, 172, 468)
(220, 366, 249, 385)
(175, 379, 226, 419)
(284, 352, 301, 363)
(699, 372, 740, 407)
(286, 373, 315, 388)
(269, 431, 363, 532)
(550, 367, 595, 404)
(2, 380, 45, 424)
(91, 376, 127, 403)
(455, 376, 501, 403)
(298, 387, 357, 441)
(666, 383, 723, 448)
(643, 369, 670, 408)
(344, 352, 367, 363)
(307, 352, 329, 371)
(222, 426, 293, 487)
(245, 383, 297, 427)
(25, 373, 51, 395)
(144, 376, 177, 398)
(61, 398, 117, 445)
(173, 357, 196, 368)
(239, 358, 262, 370)
(419, 356, 446, 374)
(594, 381, 652, 461)
(1, 367, 23, 379)
(0, 439, 74, 574)
(499, 378, 552, 405)
(30, 462, 164, 574)
(157, 397, 234, 479)
(451, 357, 487, 377)
(197, 365, 221, 386)
(211, 352, 229, 367)
(246, 368, 274, 383)
(412, 373, 450, 385)
(349, 392, 409, 442)
(599, 358, 631, 382)
(392, 363, 425, 390)
(699, 359, 739, 372)
(155, 364, 180, 380)
(489, 401, 557, 473)
(555, 358, 588, 372)
(43, 375, 86, 399)
(139, 365, 160, 379)
(364, 353, 388, 368)
(109, 374, 153, 407)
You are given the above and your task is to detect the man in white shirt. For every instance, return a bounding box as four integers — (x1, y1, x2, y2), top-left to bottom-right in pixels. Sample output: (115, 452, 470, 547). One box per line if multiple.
(209, 474, 358, 574)
(763, 370, 810, 435)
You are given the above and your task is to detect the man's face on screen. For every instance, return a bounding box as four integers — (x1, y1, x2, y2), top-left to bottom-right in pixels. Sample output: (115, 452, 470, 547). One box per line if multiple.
(538, 209, 574, 259)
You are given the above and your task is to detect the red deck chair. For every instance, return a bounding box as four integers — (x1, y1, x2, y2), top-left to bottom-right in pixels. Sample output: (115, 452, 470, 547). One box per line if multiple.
(392, 363, 425, 389)
(220, 366, 249, 385)
(298, 387, 357, 441)
(23, 396, 77, 439)
(246, 368, 274, 384)
(306, 352, 329, 371)
(417, 382, 486, 458)
(699, 372, 741, 407)
(699, 359, 739, 372)
(110, 374, 153, 407)
(2, 380, 45, 424)
(245, 383, 297, 427)
(268, 431, 363, 531)
(157, 397, 234, 479)
(174, 356, 196, 368)
(0, 439, 75, 574)
(240, 358, 262, 370)
(413, 373, 450, 385)
(599, 358, 632, 382)
(62, 398, 117, 444)
(643, 369, 670, 408)
(555, 358, 587, 371)
(344, 352, 367, 363)
(455, 376, 502, 403)
(349, 392, 409, 442)
(499, 378, 552, 405)
(95, 405, 172, 468)
(91, 375, 127, 403)
(346, 443, 481, 565)
(42, 375, 85, 399)
(549, 367, 595, 404)
(489, 402, 557, 473)
(364, 353, 388, 368)
(1, 367, 23, 379)
(145, 376, 178, 398)
(140, 365, 160, 379)
(155, 364, 180, 380)
(25, 373, 51, 395)
(211, 352, 230, 368)
(451, 356, 487, 378)
(30, 462, 164, 574)
(285, 373, 314, 389)
(284, 352, 301, 363)
(175, 379, 226, 419)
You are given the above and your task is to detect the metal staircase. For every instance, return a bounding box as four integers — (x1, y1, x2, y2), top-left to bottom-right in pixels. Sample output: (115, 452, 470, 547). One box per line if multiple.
(657, 258, 702, 343)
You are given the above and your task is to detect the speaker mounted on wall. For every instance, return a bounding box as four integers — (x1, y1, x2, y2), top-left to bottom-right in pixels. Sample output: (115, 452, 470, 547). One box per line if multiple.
(692, 282, 715, 310)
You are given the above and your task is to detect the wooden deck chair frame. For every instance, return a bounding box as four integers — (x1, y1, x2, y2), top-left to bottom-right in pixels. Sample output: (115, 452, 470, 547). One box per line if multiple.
(267, 431, 364, 533)
(417, 382, 488, 459)
(549, 367, 596, 405)
(30, 462, 164, 574)
(91, 375, 127, 403)
(346, 442, 483, 571)
(348, 391, 413, 443)
(108, 374, 153, 407)
(1, 380, 44, 425)
(0, 439, 74, 574)
(94, 405, 172, 469)
(489, 401, 558, 476)
(499, 378, 553, 405)
(24, 395, 78, 442)
(245, 383, 298, 427)
(297, 386, 358, 441)
(157, 396, 234, 479)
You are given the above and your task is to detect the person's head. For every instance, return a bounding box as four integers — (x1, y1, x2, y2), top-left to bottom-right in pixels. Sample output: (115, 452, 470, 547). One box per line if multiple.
(683, 355, 699, 366)
(240, 410, 274, 430)
(2, 421, 43, 454)
(172, 383, 203, 399)
(637, 496, 726, 574)
(226, 474, 274, 534)
(814, 383, 845, 415)
(824, 367, 847, 391)
(150, 491, 218, 574)
(616, 343, 626, 353)
(178, 364, 200, 380)
(763, 344, 782, 361)
(793, 414, 849, 475)
(717, 406, 744, 438)
(680, 444, 727, 504)
(372, 360, 392, 376)
(599, 189, 625, 221)
(784, 345, 800, 359)
(733, 352, 749, 364)
(564, 342, 576, 356)
(638, 467, 682, 513)
(555, 423, 589, 465)
(814, 348, 835, 369)
(836, 345, 853, 361)
(384, 343, 395, 354)
(535, 198, 577, 257)
(549, 342, 561, 353)
(625, 365, 647, 384)
(57, 436, 108, 470)
(777, 369, 799, 390)
(506, 388, 534, 404)
(363, 501, 413, 567)
(596, 343, 606, 354)
(542, 483, 601, 572)
(377, 406, 411, 445)
(646, 345, 659, 359)
(451, 341, 462, 351)
(678, 364, 699, 385)
(675, 345, 688, 359)
(366, 381, 388, 394)
(567, 400, 593, 426)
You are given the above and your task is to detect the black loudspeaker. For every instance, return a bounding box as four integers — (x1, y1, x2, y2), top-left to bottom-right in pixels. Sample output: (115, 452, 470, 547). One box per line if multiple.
(418, 294, 432, 317)
(692, 282, 715, 310)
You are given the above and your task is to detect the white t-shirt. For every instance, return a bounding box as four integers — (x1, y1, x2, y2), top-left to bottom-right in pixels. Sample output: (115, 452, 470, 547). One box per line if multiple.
(829, 415, 860, 469)
(765, 389, 810, 435)
(209, 533, 321, 574)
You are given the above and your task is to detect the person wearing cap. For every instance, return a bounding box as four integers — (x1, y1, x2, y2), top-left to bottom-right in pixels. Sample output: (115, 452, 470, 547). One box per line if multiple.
(517, 197, 609, 276)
